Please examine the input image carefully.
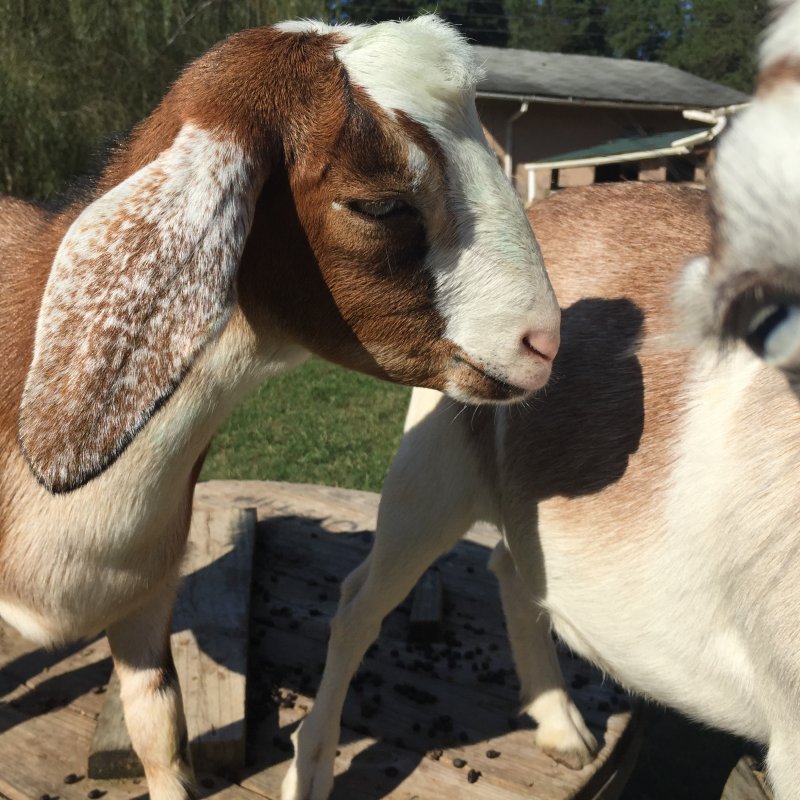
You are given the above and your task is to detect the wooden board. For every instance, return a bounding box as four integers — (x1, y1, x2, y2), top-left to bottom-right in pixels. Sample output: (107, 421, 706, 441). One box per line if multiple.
(0, 481, 639, 800)
(88, 505, 257, 778)
(721, 755, 773, 800)
(409, 570, 444, 643)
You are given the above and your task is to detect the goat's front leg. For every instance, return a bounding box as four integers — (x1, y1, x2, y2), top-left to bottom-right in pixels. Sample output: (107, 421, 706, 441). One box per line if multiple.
(282, 395, 484, 800)
(488, 540, 597, 769)
(106, 579, 196, 800)
(766, 729, 800, 800)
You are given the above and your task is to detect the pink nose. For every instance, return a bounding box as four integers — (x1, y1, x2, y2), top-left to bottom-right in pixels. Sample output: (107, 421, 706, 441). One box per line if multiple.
(522, 329, 560, 364)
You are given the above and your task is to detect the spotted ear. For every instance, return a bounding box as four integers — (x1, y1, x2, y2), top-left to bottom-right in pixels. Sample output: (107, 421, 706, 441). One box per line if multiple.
(19, 124, 263, 493)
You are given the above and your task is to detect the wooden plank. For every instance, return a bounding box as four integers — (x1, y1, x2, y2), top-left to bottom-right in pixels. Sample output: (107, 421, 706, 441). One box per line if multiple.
(721, 755, 773, 800)
(244, 506, 637, 800)
(88, 505, 257, 778)
(0, 698, 270, 800)
(0, 700, 142, 800)
(0, 481, 637, 800)
(175, 505, 257, 770)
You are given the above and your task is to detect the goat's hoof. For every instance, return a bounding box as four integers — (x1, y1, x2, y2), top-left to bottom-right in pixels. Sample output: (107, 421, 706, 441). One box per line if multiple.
(281, 764, 333, 800)
(280, 729, 334, 800)
(535, 708, 598, 770)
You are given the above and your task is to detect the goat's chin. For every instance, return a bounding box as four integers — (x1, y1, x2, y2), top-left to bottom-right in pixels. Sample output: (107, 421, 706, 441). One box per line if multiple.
(440, 357, 549, 405)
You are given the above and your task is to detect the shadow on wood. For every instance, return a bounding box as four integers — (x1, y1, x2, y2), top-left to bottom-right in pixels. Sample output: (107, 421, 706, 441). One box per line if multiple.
(0, 481, 639, 800)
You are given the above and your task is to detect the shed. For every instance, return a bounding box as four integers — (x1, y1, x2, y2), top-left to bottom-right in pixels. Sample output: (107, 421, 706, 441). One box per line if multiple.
(471, 44, 750, 199)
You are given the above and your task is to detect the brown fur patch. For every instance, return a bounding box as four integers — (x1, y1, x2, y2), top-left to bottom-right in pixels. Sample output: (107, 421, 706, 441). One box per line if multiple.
(8, 25, 461, 494)
(460, 184, 712, 539)
(513, 184, 710, 533)
(0, 197, 57, 532)
(237, 81, 454, 387)
(758, 57, 800, 96)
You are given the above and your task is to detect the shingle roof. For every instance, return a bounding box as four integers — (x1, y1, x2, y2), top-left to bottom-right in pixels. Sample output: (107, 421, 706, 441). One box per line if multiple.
(473, 45, 750, 109)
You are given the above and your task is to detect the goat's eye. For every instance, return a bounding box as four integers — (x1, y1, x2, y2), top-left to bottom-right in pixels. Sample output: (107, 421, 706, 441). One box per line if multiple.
(349, 198, 408, 219)
(724, 288, 800, 367)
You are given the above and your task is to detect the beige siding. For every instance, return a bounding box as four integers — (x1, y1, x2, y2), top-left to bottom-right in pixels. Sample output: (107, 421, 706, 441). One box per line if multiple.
(476, 97, 706, 197)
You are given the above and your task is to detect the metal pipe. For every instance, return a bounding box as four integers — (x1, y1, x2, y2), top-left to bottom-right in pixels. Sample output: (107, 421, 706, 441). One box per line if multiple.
(504, 101, 529, 180)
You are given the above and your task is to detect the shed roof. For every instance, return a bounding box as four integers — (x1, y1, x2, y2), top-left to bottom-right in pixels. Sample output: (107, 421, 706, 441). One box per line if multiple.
(536, 127, 711, 163)
(473, 45, 750, 110)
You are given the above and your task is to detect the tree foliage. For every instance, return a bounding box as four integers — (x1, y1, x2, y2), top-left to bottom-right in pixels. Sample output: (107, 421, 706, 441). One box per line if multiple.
(345, 0, 509, 46)
(0, 0, 325, 200)
(666, 0, 768, 93)
(506, 0, 610, 56)
(505, 0, 765, 87)
(1, 0, 766, 201)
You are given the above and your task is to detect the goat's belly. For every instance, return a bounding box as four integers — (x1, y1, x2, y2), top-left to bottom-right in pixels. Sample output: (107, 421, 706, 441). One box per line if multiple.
(0, 512, 189, 648)
(0, 554, 180, 648)
(0, 598, 68, 647)
(540, 548, 769, 742)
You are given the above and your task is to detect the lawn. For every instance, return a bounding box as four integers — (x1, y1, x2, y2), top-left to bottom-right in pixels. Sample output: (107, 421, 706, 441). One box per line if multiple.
(200, 358, 411, 492)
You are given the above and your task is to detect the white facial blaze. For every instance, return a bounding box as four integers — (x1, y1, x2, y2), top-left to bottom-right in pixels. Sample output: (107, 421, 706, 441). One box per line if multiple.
(334, 15, 560, 394)
(431, 124, 559, 390)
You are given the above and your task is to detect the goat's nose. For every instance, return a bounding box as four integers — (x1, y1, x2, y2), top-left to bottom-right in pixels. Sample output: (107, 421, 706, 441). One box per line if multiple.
(521, 329, 560, 364)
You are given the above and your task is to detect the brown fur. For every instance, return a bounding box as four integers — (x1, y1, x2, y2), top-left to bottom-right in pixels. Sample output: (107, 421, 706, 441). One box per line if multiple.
(2, 26, 466, 496)
(758, 56, 800, 95)
(496, 184, 711, 533)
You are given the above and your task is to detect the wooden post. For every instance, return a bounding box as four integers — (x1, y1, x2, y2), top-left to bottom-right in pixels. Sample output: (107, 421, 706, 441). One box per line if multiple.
(408, 569, 444, 643)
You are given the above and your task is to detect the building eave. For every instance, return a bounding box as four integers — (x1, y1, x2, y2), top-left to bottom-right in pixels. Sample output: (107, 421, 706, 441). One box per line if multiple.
(475, 90, 721, 112)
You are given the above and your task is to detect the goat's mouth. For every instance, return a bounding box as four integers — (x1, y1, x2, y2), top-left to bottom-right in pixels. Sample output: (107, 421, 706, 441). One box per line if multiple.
(445, 351, 533, 404)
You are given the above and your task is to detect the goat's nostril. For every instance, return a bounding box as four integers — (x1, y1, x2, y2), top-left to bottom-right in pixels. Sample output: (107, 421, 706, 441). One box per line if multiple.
(522, 331, 559, 364)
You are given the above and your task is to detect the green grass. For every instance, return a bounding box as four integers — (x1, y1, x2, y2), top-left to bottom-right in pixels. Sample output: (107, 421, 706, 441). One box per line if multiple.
(200, 359, 411, 492)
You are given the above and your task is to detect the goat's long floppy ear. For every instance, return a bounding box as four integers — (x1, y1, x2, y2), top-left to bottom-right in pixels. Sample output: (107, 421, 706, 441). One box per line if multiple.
(19, 124, 263, 493)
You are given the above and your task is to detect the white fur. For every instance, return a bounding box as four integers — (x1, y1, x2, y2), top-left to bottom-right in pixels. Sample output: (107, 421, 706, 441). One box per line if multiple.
(759, 0, 800, 69)
(20, 125, 258, 490)
(336, 15, 560, 394)
(286, 341, 800, 799)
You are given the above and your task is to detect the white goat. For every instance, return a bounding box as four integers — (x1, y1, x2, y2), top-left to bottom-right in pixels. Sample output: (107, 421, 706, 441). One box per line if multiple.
(0, 17, 560, 800)
(285, 6, 800, 799)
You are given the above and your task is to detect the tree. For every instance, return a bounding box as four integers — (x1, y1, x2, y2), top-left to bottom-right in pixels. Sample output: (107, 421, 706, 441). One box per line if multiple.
(507, 0, 764, 91)
(0, 0, 326, 200)
(604, 0, 684, 61)
(665, 0, 768, 92)
(345, 0, 509, 46)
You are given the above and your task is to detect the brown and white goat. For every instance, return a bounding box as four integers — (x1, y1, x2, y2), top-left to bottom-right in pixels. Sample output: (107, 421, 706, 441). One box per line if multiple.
(0, 17, 560, 800)
(286, 9, 800, 798)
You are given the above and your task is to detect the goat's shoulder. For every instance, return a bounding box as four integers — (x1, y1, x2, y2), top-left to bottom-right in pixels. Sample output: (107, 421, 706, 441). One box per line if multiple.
(0, 195, 48, 249)
(496, 184, 711, 523)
